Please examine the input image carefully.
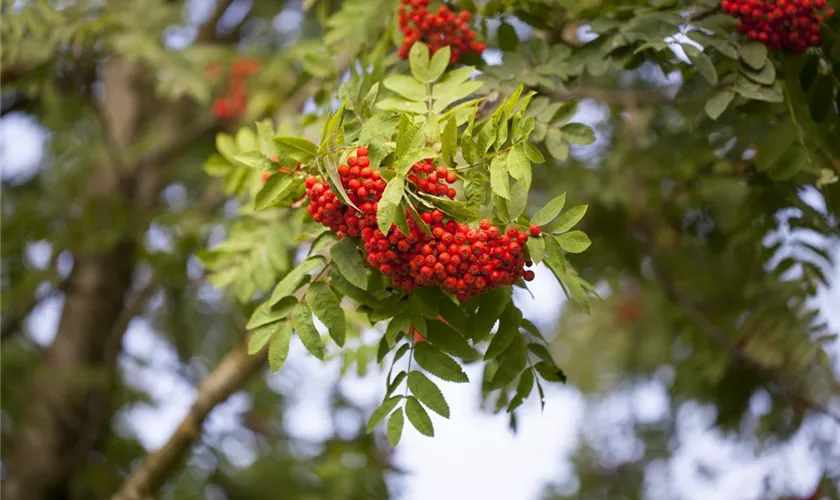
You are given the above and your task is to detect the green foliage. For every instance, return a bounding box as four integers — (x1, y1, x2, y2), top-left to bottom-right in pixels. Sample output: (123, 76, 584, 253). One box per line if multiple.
(4, 0, 839, 495)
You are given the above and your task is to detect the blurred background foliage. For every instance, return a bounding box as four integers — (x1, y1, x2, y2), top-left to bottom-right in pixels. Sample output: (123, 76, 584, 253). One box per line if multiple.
(1, 0, 839, 499)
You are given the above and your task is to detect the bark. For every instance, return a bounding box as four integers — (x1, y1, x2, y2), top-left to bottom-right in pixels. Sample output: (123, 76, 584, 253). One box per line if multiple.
(1, 59, 158, 500)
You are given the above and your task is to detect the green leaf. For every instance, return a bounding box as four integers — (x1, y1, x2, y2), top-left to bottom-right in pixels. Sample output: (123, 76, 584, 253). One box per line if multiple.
(809, 76, 834, 123)
(498, 22, 519, 51)
(733, 78, 783, 103)
(419, 193, 479, 220)
(387, 408, 404, 445)
(384, 74, 428, 101)
(507, 173, 530, 222)
(549, 205, 587, 234)
(535, 361, 567, 383)
(755, 122, 797, 171)
(523, 141, 545, 163)
(489, 154, 511, 200)
(526, 236, 545, 264)
(551, 100, 579, 124)
(266, 256, 326, 306)
(247, 295, 298, 330)
(555, 231, 591, 253)
(477, 121, 497, 155)
(387, 371, 408, 397)
(414, 343, 469, 383)
(306, 282, 346, 347)
(377, 97, 427, 114)
(560, 123, 595, 145)
(432, 80, 484, 113)
(507, 369, 534, 412)
(360, 111, 400, 143)
(408, 371, 450, 418)
(216, 133, 239, 163)
(528, 343, 554, 364)
(441, 116, 457, 168)
(507, 143, 531, 180)
(705, 89, 734, 120)
(377, 175, 405, 233)
(544, 236, 567, 277)
(531, 193, 567, 226)
(490, 335, 526, 389)
(738, 41, 767, 70)
(502, 84, 525, 116)
(268, 319, 293, 372)
(685, 46, 718, 85)
(366, 395, 403, 433)
(248, 323, 275, 354)
(741, 61, 775, 85)
(310, 230, 338, 255)
(321, 100, 347, 146)
(273, 136, 317, 162)
(405, 397, 435, 436)
(470, 286, 511, 342)
(545, 129, 569, 160)
(409, 42, 431, 82)
(394, 201, 412, 237)
(322, 154, 360, 211)
(386, 311, 411, 347)
(424, 320, 477, 361)
(484, 302, 521, 360)
(396, 115, 425, 159)
(234, 151, 274, 170)
(255, 176, 300, 210)
(330, 238, 368, 290)
(427, 46, 451, 82)
(292, 302, 325, 360)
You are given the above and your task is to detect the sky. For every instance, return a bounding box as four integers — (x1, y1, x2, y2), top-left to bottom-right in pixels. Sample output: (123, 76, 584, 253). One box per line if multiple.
(3, 111, 839, 499)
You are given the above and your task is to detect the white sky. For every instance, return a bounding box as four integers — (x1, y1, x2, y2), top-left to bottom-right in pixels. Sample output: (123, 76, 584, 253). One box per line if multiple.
(3, 52, 840, 499)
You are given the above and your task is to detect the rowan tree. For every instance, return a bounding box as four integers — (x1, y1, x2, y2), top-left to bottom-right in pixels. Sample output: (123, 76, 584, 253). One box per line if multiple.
(2, 0, 839, 499)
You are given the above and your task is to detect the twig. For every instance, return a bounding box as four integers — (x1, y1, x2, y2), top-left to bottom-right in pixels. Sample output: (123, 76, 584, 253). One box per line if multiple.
(196, 0, 236, 43)
(110, 344, 266, 500)
(555, 87, 673, 106)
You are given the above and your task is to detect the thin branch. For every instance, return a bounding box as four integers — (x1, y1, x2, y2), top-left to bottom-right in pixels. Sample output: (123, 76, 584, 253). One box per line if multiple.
(556, 87, 674, 106)
(110, 344, 266, 500)
(196, 0, 236, 43)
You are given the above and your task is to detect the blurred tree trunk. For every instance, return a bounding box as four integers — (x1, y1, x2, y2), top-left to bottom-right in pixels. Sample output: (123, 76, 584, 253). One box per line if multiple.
(2, 59, 157, 500)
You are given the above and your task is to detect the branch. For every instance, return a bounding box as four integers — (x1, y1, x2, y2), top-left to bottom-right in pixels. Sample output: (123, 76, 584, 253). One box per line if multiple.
(110, 345, 266, 500)
(556, 87, 673, 106)
(645, 238, 840, 426)
(196, 0, 236, 43)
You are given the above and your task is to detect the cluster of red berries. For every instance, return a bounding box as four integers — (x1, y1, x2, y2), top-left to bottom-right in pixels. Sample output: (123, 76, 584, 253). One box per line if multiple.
(407, 158, 458, 199)
(397, 0, 485, 63)
(721, 0, 834, 52)
(304, 147, 537, 301)
(206, 57, 262, 120)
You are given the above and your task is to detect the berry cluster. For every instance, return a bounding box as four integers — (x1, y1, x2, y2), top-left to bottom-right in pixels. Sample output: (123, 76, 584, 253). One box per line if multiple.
(397, 0, 485, 63)
(304, 147, 536, 301)
(721, 0, 834, 52)
(207, 57, 262, 120)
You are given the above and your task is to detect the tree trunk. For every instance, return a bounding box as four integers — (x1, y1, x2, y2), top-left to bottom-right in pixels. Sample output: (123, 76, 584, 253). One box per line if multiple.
(2, 59, 157, 500)
(2, 243, 137, 500)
